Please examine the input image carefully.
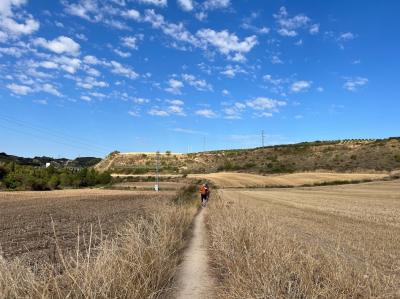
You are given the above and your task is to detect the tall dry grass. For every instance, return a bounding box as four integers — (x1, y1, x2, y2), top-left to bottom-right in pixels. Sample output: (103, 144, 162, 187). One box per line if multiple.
(0, 201, 195, 298)
(207, 196, 398, 298)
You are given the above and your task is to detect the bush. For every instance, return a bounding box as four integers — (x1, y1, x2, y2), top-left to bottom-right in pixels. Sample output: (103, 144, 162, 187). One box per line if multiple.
(0, 164, 112, 191)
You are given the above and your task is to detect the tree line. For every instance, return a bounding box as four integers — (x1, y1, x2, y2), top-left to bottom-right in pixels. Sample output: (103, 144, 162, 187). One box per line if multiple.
(0, 163, 111, 191)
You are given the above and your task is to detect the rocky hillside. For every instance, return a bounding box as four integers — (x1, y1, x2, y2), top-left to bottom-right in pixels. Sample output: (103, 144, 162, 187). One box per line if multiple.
(95, 138, 400, 174)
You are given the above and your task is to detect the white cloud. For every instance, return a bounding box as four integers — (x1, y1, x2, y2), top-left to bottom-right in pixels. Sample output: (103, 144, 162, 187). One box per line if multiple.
(241, 13, 270, 35)
(141, 10, 256, 60)
(63, 0, 101, 22)
(85, 67, 101, 77)
(177, 0, 193, 11)
(196, 29, 257, 56)
(165, 78, 184, 94)
(81, 95, 91, 102)
(317, 86, 324, 92)
(277, 28, 297, 37)
(149, 108, 169, 116)
(34, 36, 80, 56)
(203, 0, 230, 10)
(0, 17, 39, 36)
(128, 110, 140, 117)
(133, 97, 150, 104)
(40, 61, 58, 69)
(220, 64, 246, 78)
(0, 46, 24, 57)
(167, 99, 184, 106)
(114, 48, 131, 57)
(7, 83, 32, 95)
(294, 39, 303, 46)
(195, 109, 217, 118)
(309, 23, 319, 35)
(291, 80, 312, 93)
(147, 100, 185, 117)
(144, 9, 198, 46)
(246, 97, 286, 113)
(0, 0, 27, 16)
(110, 60, 139, 79)
(343, 77, 368, 91)
(223, 102, 246, 119)
(121, 36, 139, 49)
(138, 0, 167, 6)
(0, 1, 39, 36)
(83, 55, 101, 65)
(76, 76, 108, 89)
(168, 104, 185, 115)
(222, 89, 229, 96)
(338, 32, 355, 42)
(274, 6, 318, 37)
(258, 112, 273, 118)
(182, 73, 212, 91)
(52, 56, 81, 73)
(270, 55, 283, 64)
(41, 83, 61, 96)
(89, 91, 106, 98)
(121, 9, 141, 20)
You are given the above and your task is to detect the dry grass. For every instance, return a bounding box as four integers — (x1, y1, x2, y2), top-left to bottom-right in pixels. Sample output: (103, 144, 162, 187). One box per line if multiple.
(189, 171, 388, 188)
(207, 181, 400, 298)
(0, 199, 196, 298)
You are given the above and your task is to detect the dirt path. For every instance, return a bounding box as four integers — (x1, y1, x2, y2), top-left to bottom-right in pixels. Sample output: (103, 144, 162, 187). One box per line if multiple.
(175, 207, 214, 299)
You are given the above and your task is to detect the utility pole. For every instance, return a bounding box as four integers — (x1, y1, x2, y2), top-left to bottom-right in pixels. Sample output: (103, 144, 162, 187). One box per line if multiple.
(261, 130, 265, 147)
(155, 151, 160, 192)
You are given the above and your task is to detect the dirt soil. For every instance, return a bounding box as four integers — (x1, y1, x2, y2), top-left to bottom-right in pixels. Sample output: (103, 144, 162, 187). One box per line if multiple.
(189, 172, 388, 188)
(220, 179, 400, 279)
(0, 189, 174, 265)
(175, 208, 214, 299)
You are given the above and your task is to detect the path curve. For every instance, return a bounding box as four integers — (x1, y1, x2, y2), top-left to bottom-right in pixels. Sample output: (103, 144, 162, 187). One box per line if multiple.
(175, 207, 214, 299)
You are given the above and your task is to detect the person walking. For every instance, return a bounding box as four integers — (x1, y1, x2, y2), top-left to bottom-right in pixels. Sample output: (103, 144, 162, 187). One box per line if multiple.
(199, 183, 209, 207)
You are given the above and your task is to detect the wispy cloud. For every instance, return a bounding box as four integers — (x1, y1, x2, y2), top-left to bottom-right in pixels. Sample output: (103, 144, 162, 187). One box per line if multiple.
(343, 77, 368, 91)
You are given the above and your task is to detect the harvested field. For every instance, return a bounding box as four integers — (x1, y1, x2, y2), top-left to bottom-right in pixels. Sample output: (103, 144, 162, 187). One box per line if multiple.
(111, 173, 184, 178)
(190, 171, 388, 188)
(0, 187, 197, 298)
(208, 180, 400, 298)
(111, 181, 186, 191)
(0, 189, 175, 263)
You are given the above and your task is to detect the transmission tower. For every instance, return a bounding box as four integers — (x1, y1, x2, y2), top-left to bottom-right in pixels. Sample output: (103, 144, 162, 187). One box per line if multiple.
(262, 130, 265, 147)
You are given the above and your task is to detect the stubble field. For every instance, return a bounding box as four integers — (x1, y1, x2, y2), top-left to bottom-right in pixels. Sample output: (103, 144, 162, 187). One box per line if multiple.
(208, 180, 400, 298)
(0, 187, 196, 298)
(0, 189, 176, 263)
(189, 171, 388, 188)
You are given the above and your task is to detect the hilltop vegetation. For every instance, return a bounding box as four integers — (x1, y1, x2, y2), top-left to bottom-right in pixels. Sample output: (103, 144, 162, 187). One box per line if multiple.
(0, 163, 111, 191)
(96, 137, 400, 174)
(0, 152, 101, 168)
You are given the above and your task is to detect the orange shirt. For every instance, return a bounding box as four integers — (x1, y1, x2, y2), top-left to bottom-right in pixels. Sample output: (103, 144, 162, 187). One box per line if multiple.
(199, 186, 207, 194)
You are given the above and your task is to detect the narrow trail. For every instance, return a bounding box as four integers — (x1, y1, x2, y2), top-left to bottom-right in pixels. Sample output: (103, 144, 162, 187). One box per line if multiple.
(174, 207, 215, 299)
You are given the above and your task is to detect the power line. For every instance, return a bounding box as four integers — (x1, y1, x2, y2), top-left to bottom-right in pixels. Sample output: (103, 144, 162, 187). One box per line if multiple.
(0, 114, 110, 155)
(0, 122, 105, 156)
(0, 114, 110, 153)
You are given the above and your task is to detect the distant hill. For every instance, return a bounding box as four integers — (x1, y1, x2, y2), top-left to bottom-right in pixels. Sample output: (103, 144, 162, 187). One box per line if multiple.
(95, 138, 400, 174)
(0, 153, 101, 168)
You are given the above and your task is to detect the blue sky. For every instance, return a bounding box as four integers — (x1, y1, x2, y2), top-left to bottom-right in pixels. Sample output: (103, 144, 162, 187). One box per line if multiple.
(0, 0, 399, 158)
